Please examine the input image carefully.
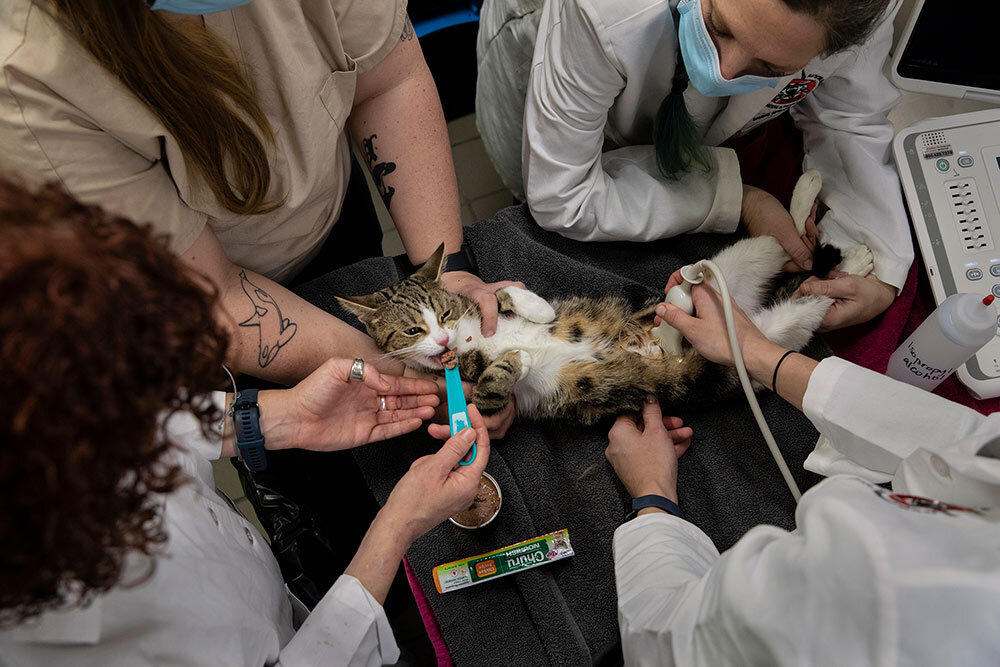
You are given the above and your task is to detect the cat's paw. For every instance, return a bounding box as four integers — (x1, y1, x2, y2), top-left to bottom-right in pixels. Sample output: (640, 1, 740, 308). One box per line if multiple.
(497, 286, 556, 323)
(838, 245, 874, 277)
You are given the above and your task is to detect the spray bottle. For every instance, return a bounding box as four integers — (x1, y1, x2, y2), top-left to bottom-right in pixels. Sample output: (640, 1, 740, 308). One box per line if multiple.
(886, 293, 997, 391)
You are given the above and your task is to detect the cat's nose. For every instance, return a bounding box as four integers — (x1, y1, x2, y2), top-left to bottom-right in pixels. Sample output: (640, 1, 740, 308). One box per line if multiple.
(434, 332, 449, 347)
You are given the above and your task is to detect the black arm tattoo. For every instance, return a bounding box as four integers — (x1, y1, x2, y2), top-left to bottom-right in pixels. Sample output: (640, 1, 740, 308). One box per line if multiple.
(237, 271, 297, 368)
(362, 133, 397, 210)
(400, 16, 415, 41)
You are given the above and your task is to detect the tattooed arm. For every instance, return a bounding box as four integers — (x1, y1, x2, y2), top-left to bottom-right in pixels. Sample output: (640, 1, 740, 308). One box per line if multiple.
(348, 16, 463, 263)
(348, 17, 512, 337)
(182, 226, 400, 384)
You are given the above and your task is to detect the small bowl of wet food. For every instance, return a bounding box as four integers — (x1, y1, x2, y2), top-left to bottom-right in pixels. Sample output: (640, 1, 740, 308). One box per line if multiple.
(450, 472, 502, 529)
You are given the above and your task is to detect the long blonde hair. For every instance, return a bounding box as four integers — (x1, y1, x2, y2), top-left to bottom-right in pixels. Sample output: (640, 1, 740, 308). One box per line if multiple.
(52, 0, 280, 215)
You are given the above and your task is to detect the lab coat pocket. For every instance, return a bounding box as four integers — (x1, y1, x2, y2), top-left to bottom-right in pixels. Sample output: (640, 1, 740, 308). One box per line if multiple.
(319, 66, 357, 132)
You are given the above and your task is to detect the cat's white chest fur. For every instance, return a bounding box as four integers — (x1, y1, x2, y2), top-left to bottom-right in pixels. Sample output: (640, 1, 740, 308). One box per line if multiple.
(454, 315, 595, 414)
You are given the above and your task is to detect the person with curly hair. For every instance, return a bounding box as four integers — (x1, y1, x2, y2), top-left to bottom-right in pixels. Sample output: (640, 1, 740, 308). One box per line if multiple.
(0, 180, 491, 665)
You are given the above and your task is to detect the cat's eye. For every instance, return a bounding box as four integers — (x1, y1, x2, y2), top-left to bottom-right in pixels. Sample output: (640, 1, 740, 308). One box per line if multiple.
(405, 327, 424, 336)
(440, 309, 452, 321)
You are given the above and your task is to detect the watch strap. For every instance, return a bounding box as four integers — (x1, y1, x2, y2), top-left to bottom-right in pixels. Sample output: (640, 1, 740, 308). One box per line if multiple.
(628, 494, 682, 520)
(232, 388, 267, 472)
(443, 243, 478, 275)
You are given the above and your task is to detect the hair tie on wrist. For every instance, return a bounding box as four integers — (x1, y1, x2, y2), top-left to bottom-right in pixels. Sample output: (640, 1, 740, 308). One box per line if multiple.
(772, 350, 796, 395)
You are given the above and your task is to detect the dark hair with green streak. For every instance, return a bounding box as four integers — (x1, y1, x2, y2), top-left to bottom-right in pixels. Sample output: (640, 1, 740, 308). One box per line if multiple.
(654, 0, 892, 180)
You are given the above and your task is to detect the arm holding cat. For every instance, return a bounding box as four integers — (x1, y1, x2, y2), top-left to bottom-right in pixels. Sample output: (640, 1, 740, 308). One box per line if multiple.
(347, 15, 511, 337)
(656, 283, 988, 459)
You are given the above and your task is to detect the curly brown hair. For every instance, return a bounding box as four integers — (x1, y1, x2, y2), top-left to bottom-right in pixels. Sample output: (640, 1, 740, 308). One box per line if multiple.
(0, 180, 230, 626)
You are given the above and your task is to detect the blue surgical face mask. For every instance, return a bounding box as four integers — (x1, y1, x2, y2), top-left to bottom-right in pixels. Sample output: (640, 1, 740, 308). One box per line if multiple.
(676, 0, 780, 97)
(149, 0, 252, 14)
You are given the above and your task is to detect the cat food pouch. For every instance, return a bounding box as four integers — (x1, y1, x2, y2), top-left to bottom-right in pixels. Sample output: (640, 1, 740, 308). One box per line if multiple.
(432, 529, 574, 593)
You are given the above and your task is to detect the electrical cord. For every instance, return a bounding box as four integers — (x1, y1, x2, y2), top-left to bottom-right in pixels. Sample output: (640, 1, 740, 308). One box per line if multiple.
(689, 260, 803, 502)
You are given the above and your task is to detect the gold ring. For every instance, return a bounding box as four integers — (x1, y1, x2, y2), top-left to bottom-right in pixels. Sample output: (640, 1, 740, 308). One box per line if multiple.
(349, 358, 365, 382)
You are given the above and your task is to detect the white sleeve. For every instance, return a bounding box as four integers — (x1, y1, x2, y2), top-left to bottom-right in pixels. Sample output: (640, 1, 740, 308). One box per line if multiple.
(802, 357, 987, 473)
(790, 3, 912, 290)
(277, 575, 399, 667)
(614, 492, 886, 666)
(614, 513, 719, 666)
(522, 0, 742, 242)
(162, 391, 227, 461)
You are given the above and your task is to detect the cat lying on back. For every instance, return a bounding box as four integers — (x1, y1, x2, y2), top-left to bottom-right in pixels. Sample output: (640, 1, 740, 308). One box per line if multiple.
(337, 238, 874, 424)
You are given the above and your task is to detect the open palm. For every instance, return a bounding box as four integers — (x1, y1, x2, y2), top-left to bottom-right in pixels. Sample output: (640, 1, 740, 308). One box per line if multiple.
(290, 358, 440, 451)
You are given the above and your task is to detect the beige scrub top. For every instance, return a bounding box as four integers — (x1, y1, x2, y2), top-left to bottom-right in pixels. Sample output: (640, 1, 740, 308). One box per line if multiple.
(0, 0, 406, 283)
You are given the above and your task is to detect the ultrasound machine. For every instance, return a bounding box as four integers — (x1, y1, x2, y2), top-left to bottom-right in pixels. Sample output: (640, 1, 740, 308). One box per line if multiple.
(891, 0, 1000, 398)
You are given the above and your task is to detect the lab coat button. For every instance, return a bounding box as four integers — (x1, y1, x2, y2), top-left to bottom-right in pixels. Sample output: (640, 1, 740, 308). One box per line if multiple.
(208, 507, 219, 526)
(930, 454, 950, 478)
(244, 527, 255, 545)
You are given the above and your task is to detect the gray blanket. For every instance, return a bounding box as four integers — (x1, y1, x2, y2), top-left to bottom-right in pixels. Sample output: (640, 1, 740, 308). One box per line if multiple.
(295, 205, 824, 666)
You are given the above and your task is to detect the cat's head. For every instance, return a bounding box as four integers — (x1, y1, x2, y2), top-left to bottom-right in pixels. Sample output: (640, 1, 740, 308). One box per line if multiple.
(337, 244, 476, 372)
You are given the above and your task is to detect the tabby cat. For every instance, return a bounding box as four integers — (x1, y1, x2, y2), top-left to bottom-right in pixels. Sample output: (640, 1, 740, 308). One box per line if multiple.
(337, 238, 873, 424)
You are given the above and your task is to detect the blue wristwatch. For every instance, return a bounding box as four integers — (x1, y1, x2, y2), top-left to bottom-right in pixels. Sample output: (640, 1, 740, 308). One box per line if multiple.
(629, 494, 682, 520)
(232, 388, 267, 472)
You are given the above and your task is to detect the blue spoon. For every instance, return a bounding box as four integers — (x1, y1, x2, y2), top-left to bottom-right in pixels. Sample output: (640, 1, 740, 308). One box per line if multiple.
(444, 361, 476, 466)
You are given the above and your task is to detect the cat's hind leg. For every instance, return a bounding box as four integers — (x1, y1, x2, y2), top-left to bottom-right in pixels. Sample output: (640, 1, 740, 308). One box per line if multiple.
(471, 349, 529, 415)
(496, 286, 556, 323)
(751, 295, 833, 352)
(706, 236, 788, 312)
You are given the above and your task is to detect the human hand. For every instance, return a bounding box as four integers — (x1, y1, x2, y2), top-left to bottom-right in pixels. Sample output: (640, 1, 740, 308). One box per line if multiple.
(654, 284, 768, 367)
(381, 404, 491, 543)
(440, 271, 525, 337)
(416, 369, 517, 440)
(793, 271, 895, 331)
(428, 391, 516, 441)
(741, 184, 818, 272)
(267, 357, 440, 452)
(605, 397, 692, 502)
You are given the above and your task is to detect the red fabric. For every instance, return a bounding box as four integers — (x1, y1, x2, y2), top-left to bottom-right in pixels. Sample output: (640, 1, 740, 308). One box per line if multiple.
(404, 556, 453, 666)
(727, 114, 998, 415)
(825, 262, 1000, 414)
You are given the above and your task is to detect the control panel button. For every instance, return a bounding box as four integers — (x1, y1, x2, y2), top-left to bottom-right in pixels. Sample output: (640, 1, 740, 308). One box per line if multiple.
(957, 155, 974, 168)
(993, 284, 1000, 298)
(936, 158, 950, 172)
(991, 264, 1000, 277)
(966, 267, 983, 280)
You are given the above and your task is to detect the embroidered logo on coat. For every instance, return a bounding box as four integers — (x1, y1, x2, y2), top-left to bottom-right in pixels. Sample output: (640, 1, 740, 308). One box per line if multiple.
(769, 77, 820, 106)
(871, 486, 982, 516)
(745, 72, 825, 128)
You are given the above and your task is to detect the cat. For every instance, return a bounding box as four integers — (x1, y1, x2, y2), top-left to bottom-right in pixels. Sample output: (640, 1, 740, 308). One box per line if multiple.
(336, 238, 874, 424)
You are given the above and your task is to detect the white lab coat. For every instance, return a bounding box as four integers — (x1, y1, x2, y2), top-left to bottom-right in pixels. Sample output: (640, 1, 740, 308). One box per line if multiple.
(614, 357, 1000, 666)
(477, 0, 912, 290)
(0, 395, 398, 667)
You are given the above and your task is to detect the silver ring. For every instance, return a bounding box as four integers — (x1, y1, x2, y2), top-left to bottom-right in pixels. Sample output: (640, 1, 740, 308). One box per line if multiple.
(349, 358, 365, 382)
(379, 396, 387, 411)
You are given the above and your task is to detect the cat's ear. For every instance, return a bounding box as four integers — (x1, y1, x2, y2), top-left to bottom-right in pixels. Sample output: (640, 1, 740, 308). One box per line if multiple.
(412, 243, 447, 283)
(336, 293, 384, 321)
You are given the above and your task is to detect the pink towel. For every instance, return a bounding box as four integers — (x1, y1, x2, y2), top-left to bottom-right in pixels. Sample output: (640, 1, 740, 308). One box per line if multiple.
(404, 556, 453, 667)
